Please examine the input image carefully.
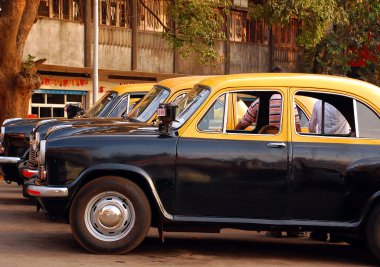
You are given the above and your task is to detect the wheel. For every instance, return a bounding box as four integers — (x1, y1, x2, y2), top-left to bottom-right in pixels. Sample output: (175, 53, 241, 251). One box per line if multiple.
(366, 205, 380, 260)
(69, 176, 151, 254)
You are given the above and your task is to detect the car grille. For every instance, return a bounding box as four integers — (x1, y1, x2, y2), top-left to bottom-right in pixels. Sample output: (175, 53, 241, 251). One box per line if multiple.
(38, 163, 45, 180)
(28, 146, 37, 169)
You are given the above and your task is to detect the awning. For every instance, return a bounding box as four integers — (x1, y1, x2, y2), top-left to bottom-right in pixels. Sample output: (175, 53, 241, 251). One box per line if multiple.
(33, 89, 88, 95)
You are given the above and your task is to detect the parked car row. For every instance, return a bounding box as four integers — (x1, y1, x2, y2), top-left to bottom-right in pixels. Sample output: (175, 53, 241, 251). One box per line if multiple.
(2, 73, 380, 262)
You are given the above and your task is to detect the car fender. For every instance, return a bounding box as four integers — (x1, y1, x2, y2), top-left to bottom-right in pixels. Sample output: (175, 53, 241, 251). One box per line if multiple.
(68, 163, 173, 220)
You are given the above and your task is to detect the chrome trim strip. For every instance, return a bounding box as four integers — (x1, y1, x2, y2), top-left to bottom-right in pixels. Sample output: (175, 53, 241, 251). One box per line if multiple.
(353, 99, 360, 138)
(39, 140, 46, 165)
(0, 156, 21, 164)
(173, 215, 352, 228)
(28, 185, 68, 197)
(222, 93, 229, 134)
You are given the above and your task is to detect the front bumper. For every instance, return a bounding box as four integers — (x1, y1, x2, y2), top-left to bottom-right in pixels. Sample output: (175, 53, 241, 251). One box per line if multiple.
(0, 157, 24, 184)
(27, 185, 68, 197)
(0, 156, 21, 164)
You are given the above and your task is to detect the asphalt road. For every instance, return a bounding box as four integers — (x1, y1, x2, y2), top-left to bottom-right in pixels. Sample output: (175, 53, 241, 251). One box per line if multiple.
(0, 181, 377, 267)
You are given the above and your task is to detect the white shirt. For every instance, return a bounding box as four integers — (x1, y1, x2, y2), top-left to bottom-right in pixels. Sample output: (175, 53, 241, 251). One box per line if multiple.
(308, 100, 350, 134)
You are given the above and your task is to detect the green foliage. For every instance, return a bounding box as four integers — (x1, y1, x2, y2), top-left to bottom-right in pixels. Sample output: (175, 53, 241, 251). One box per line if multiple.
(22, 54, 37, 76)
(308, 0, 380, 85)
(249, 0, 342, 49)
(162, 0, 230, 64)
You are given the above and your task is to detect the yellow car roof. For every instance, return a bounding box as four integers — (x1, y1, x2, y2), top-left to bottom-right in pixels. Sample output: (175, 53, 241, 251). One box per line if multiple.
(157, 76, 215, 92)
(198, 73, 380, 111)
(110, 83, 155, 95)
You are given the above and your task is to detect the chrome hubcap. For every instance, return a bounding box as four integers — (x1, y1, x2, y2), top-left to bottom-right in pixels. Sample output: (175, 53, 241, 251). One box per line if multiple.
(98, 205, 123, 228)
(84, 192, 135, 242)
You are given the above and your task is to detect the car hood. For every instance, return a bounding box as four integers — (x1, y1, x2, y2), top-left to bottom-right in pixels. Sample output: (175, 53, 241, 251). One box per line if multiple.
(46, 122, 159, 141)
(35, 117, 139, 140)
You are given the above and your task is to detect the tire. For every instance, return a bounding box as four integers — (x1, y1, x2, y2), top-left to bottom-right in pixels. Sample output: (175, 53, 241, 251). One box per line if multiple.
(366, 205, 380, 261)
(69, 176, 151, 254)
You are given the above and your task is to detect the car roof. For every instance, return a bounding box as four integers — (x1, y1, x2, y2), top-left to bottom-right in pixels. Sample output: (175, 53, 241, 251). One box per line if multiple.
(110, 83, 156, 94)
(198, 73, 380, 105)
(157, 76, 215, 91)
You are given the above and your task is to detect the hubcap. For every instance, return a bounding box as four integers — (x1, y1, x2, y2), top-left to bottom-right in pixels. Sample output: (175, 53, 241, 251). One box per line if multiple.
(84, 191, 135, 242)
(98, 205, 123, 228)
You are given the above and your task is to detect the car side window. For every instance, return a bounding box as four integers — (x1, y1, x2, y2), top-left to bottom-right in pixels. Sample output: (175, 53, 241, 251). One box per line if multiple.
(294, 92, 353, 136)
(227, 91, 283, 135)
(356, 101, 380, 139)
(198, 94, 225, 132)
(297, 106, 309, 128)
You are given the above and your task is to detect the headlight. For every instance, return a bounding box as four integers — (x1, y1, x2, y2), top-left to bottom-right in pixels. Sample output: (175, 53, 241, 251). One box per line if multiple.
(38, 140, 46, 165)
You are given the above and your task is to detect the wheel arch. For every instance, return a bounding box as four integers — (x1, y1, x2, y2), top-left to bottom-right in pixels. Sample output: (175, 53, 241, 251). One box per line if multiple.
(356, 191, 380, 230)
(69, 164, 172, 227)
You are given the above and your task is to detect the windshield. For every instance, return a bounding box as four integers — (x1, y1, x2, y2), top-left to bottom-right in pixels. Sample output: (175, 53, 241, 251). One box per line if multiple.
(172, 85, 210, 128)
(83, 91, 118, 118)
(128, 86, 170, 122)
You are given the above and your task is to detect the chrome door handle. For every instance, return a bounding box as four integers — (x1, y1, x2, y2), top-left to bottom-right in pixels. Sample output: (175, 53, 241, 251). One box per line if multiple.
(267, 142, 286, 148)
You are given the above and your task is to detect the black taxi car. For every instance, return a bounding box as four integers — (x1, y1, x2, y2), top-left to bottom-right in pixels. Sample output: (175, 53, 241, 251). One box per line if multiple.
(0, 83, 151, 184)
(28, 74, 380, 260)
(21, 76, 209, 184)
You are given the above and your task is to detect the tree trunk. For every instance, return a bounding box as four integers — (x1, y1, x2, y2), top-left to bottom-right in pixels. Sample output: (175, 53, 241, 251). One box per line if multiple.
(0, 0, 41, 125)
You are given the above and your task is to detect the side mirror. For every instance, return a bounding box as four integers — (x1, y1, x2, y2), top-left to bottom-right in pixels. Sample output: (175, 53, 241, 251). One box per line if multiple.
(157, 103, 177, 135)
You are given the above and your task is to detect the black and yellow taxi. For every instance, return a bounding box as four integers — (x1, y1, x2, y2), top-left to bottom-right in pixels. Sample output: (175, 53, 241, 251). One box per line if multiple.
(27, 73, 380, 261)
(0, 83, 152, 184)
(22, 76, 207, 184)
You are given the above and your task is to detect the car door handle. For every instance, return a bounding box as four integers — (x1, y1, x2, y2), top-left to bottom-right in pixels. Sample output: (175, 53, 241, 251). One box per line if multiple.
(267, 142, 286, 148)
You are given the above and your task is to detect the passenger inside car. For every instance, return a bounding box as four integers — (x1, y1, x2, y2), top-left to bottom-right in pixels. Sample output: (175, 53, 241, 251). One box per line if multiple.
(233, 92, 301, 134)
(294, 92, 355, 137)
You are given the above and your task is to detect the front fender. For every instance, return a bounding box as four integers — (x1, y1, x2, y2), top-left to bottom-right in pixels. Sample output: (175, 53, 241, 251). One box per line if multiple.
(67, 163, 173, 220)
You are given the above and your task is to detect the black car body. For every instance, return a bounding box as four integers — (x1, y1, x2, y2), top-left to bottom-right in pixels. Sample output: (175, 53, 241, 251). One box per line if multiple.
(28, 74, 380, 261)
(0, 84, 150, 184)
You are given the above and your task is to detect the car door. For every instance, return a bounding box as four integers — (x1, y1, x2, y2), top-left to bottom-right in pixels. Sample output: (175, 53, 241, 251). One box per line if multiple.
(290, 88, 380, 222)
(175, 87, 290, 220)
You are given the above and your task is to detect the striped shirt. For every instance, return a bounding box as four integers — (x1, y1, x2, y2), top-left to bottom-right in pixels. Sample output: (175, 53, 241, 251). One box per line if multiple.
(240, 94, 300, 129)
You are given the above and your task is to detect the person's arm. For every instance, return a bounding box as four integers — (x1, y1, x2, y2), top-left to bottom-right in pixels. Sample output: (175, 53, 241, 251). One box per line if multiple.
(235, 99, 259, 130)
(293, 105, 301, 132)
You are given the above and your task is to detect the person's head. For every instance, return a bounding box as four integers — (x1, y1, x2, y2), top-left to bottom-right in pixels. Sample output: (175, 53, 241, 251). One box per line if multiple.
(65, 103, 83, 119)
(271, 66, 284, 73)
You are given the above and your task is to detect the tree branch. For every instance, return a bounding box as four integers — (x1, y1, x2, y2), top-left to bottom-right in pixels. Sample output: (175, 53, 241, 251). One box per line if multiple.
(138, 0, 170, 32)
(17, 0, 40, 58)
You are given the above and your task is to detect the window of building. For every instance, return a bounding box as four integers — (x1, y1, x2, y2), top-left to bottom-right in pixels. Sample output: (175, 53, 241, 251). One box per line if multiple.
(99, 0, 132, 28)
(229, 10, 269, 44)
(38, 0, 84, 22)
(138, 0, 166, 32)
(31, 90, 87, 118)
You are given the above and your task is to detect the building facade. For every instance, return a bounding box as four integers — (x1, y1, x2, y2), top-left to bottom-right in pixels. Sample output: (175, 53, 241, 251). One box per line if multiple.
(24, 0, 301, 117)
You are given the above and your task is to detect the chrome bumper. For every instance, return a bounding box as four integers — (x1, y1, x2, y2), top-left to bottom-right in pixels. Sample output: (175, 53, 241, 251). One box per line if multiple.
(0, 156, 21, 164)
(27, 185, 68, 197)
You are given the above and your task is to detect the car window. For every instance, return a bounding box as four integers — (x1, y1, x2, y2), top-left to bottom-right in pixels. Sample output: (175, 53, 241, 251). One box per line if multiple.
(294, 92, 353, 136)
(356, 101, 380, 139)
(83, 91, 118, 118)
(171, 86, 210, 129)
(214, 90, 284, 135)
(172, 93, 187, 105)
(297, 106, 309, 128)
(198, 94, 225, 132)
(128, 86, 169, 122)
(109, 96, 129, 117)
